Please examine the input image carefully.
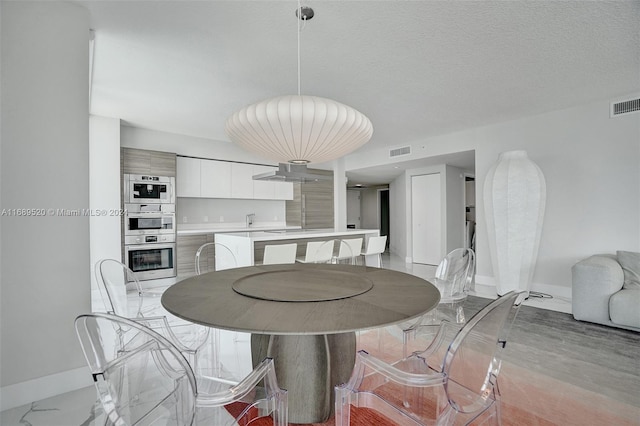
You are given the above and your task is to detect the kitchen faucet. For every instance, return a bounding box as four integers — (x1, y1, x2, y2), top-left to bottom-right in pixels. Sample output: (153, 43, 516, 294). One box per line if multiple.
(246, 213, 255, 228)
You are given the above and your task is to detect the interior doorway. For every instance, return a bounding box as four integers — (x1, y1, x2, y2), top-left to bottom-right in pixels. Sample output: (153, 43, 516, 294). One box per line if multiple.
(346, 190, 361, 228)
(380, 189, 390, 249)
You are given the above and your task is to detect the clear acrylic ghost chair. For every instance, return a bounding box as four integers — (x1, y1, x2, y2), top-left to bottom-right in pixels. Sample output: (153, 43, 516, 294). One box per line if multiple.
(95, 258, 209, 376)
(95, 258, 145, 318)
(383, 248, 476, 356)
(399, 248, 477, 358)
(335, 291, 525, 426)
(75, 312, 288, 426)
(97, 258, 189, 323)
(195, 242, 247, 381)
(296, 240, 335, 263)
(263, 243, 298, 265)
(334, 238, 363, 265)
(195, 242, 237, 275)
(431, 248, 476, 323)
(360, 235, 387, 267)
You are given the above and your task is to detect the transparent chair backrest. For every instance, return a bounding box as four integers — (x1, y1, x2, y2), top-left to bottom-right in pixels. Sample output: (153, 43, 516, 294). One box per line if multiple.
(435, 248, 475, 299)
(74, 313, 197, 426)
(363, 235, 387, 255)
(442, 291, 524, 414)
(195, 242, 237, 275)
(96, 259, 143, 317)
(304, 240, 334, 263)
(263, 243, 298, 265)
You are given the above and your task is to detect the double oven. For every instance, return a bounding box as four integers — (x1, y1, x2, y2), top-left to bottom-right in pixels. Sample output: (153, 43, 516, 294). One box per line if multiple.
(123, 174, 176, 280)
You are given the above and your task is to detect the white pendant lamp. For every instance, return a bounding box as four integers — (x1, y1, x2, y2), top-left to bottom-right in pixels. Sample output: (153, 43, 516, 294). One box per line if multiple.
(225, 5, 373, 165)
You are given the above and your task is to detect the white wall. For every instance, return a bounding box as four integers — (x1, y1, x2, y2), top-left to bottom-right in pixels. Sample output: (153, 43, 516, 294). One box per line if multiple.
(333, 159, 347, 230)
(1, 1, 91, 409)
(121, 125, 270, 164)
(389, 176, 406, 258)
(178, 198, 285, 226)
(346, 98, 640, 297)
(445, 165, 466, 252)
(89, 116, 122, 296)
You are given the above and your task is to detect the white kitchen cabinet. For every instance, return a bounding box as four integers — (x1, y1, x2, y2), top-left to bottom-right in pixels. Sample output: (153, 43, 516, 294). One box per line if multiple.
(253, 165, 276, 199)
(253, 165, 294, 200)
(178, 157, 292, 200)
(201, 159, 231, 198)
(176, 156, 201, 197)
(231, 162, 254, 199)
(274, 180, 294, 200)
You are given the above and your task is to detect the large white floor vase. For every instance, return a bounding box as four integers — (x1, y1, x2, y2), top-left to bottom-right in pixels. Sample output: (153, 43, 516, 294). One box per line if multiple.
(484, 150, 546, 296)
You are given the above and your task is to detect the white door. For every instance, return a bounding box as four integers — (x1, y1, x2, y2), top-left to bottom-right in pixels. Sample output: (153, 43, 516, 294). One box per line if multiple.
(411, 173, 441, 265)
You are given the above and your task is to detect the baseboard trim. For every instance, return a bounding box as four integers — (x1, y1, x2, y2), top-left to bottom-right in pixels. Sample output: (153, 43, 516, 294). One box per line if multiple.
(0, 367, 92, 411)
(472, 275, 572, 314)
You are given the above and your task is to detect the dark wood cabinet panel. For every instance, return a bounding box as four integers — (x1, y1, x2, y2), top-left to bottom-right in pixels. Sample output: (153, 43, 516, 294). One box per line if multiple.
(150, 150, 176, 177)
(286, 184, 303, 226)
(121, 148, 176, 177)
(122, 148, 151, 175)
(286, 174, 334, 229)
(176, 234, 214, 279)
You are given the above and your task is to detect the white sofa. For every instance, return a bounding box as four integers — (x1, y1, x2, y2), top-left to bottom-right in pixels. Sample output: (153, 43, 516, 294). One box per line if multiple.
(572, 252, 640, 332)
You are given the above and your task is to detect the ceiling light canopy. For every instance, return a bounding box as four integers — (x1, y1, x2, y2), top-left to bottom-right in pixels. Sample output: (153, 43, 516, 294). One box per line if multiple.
(224, 5, 373, 165)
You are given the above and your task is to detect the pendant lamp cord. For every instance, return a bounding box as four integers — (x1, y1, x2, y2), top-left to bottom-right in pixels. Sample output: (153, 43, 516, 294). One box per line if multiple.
(296, 1, 310, 96)
(297, 0, 301, 96)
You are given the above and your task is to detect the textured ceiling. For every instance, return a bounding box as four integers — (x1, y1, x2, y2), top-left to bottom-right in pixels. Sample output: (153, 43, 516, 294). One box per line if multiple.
(82, 1, 640, 183)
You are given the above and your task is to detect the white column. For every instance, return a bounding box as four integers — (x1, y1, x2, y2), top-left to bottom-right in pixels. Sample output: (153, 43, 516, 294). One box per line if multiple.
(1, 1, 91, 410)
(333, 158, 347, 230)
(90, 116, 122, 300)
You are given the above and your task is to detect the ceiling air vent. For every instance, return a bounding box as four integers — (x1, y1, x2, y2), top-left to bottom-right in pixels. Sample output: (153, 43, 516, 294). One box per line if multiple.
(389, 145, 411, 158)
(611, 97, 640, 118)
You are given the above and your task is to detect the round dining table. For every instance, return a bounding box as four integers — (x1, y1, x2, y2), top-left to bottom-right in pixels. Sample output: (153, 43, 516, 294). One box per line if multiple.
(161, 263, 440, 424)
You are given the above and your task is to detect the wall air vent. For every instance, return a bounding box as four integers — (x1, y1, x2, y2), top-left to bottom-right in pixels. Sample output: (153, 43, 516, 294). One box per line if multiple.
(611, 97, 640, 118)
(389, 145, 411, 158)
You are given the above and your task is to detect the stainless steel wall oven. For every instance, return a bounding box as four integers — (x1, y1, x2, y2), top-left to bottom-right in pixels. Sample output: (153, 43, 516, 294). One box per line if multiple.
(124, 240, 176, 281)
(123, 176, 177, 280)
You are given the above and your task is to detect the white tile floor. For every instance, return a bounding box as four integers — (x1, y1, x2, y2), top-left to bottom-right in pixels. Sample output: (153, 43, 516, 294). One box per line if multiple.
(0, 252, 572, 425)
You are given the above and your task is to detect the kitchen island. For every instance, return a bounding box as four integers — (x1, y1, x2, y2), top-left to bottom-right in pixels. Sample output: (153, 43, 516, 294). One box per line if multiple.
(216, 228, 381, 266)
(175, 224, 302, 278)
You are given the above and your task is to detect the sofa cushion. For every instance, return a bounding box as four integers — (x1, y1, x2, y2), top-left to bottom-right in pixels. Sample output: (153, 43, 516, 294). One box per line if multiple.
(609, 289, 640, 328)
(616, 251, 640, 290)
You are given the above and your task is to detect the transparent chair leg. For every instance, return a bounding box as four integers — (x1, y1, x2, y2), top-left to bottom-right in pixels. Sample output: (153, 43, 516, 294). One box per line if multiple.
(195, 328, 221, 380)
(455, 304, 466, 324)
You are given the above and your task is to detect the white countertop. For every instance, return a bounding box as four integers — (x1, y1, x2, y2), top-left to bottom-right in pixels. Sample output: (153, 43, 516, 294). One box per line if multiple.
(177, 223, 301, 235)
(216, 228, 379, 242)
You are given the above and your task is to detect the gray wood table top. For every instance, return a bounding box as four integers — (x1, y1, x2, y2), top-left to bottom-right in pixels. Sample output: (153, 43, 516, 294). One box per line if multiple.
(161, 263, 440, 335)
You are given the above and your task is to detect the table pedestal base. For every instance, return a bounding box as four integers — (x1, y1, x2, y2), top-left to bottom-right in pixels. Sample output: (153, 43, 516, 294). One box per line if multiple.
(251, 332, 356, 424)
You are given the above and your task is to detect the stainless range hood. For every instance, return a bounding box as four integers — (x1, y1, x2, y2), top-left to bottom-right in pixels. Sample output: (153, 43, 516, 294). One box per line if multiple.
(252, 163, 332, 183)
